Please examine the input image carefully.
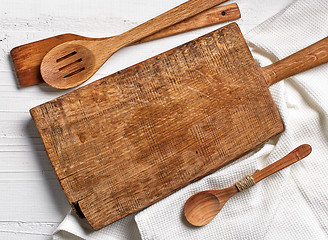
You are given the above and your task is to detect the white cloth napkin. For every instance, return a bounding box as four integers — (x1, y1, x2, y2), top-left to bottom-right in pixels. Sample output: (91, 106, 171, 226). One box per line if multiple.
(53, 0, 328, 239)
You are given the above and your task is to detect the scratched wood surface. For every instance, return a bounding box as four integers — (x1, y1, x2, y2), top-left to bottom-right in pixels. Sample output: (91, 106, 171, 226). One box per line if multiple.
(30, 23, 283, 230)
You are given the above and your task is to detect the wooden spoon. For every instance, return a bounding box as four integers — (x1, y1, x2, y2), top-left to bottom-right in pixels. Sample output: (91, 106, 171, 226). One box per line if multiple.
(184, 144, 312, 226)
(40, 0, 229, 89)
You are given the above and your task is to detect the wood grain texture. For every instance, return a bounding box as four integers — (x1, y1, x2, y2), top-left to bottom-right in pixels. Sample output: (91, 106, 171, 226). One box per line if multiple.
(136, 3, 240, 44)
(262, 37, 328, 86)
(11, 3, 240, 88)
(252, 144, 312, 182)
(40, 0, 230, 89)
(30, 23, 284, 230)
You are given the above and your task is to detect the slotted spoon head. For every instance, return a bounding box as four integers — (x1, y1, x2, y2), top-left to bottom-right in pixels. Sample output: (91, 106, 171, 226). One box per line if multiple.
(40, 41, 97, 89)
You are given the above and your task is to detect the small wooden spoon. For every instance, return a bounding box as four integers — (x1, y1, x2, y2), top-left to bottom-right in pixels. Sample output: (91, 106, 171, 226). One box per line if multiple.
(40, 0, 229, 89)
(184, 144, 312, 226)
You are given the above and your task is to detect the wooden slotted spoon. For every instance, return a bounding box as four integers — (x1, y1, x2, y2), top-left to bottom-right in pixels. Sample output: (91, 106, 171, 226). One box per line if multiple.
(40, 0, 229, 89)
(184, 144, 312, 226)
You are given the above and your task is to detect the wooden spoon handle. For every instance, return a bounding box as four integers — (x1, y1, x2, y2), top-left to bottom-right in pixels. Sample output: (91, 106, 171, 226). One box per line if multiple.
(262, 37, 328, 86)
(115, 0, 229, 48)
(135, 3, 241, 44)
(252, 144, 312, 183)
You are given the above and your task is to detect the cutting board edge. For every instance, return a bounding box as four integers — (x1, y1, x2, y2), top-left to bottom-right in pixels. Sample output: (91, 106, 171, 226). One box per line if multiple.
(29, 107, 86, 217)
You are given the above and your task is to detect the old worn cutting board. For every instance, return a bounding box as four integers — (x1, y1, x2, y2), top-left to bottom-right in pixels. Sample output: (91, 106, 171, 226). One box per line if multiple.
(31, 23, 284, 230)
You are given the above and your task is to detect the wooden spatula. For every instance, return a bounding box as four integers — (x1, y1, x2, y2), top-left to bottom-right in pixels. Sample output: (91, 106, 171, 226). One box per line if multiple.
(30, 23, 328, 230)
(11, 3, 239, 88)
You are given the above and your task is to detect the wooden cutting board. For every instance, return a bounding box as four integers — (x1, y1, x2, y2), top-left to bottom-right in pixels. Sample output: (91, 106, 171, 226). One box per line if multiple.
(30, 23, 284, 230)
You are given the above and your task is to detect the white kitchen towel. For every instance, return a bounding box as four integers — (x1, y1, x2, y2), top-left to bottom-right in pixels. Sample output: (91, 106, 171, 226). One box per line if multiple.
(53, 0, 328, 239)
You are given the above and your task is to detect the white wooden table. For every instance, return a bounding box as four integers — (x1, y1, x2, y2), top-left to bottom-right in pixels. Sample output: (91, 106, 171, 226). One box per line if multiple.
(0, 0, 293, 239)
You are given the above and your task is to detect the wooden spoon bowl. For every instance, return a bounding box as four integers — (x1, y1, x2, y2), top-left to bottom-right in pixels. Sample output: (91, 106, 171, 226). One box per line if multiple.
(185, 189, 231, 226)
(184, 192, 220, 226)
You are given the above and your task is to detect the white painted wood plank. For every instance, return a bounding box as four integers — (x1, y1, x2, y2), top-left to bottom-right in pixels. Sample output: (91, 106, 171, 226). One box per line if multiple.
(0, 151, 51, 171)
(0, 179, 70, 222)
(0, 232, 52, 240)
(0, 221, 57, 240)
(0, 139, 44, 152)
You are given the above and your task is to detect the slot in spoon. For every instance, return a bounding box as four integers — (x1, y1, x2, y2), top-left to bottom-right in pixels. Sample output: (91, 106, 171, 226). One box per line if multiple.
(184, 144, 312, 226)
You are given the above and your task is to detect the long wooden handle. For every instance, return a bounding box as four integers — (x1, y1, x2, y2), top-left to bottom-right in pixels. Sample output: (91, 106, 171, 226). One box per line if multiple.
(115, 0, 229, 48)
(252, 144, 312, 183)
(135, 3, 240, 44)
(262, 37, 328, 86)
